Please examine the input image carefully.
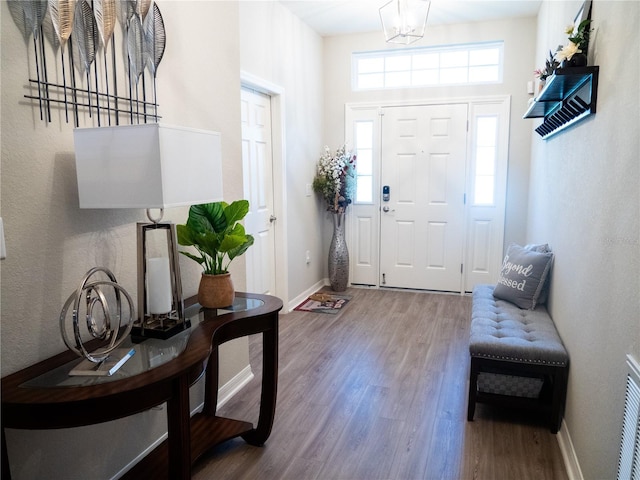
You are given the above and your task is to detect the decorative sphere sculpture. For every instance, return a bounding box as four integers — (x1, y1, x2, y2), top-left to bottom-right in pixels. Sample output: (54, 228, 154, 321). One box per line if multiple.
(59, 267, 135, 363)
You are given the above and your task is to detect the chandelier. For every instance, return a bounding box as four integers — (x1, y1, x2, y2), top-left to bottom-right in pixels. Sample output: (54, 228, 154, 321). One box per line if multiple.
(379, 0, 431, 45)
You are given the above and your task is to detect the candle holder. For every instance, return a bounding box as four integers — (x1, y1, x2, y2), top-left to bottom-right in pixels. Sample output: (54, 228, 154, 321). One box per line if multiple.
(132, 218, 189, 341)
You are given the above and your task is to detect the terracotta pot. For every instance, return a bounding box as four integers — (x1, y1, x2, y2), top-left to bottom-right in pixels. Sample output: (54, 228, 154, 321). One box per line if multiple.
(198, 273, 235, 308)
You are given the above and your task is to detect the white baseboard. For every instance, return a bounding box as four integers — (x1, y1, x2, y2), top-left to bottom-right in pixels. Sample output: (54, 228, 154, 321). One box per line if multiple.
(112, 365, 254, 479)
(557, 419, 584, 480)
(287, 279, 327, 312)
(215, 364, 254, 409)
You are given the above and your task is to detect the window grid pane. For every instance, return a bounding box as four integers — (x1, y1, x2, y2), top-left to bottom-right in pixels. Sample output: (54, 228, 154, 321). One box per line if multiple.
(386, 71, 412, 87)
(358, 57, 384, 74)
(358, 73, 384, 89)
(473, 115, 498, 205)
(355, 121, 374, 203)
(440, 67, 468, 84)
(353, 42, 503, 90)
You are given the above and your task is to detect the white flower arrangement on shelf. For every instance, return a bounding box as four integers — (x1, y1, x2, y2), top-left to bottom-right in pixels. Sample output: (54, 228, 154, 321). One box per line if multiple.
(312, 145, 356, 214)
(555, 18, 592, 63)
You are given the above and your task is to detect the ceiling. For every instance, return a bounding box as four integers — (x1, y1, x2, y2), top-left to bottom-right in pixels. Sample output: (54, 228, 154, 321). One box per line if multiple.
(279, 0, 542, 37)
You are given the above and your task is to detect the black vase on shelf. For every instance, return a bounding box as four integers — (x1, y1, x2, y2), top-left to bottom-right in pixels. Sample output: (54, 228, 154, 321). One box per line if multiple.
(562, 53, 587, 68)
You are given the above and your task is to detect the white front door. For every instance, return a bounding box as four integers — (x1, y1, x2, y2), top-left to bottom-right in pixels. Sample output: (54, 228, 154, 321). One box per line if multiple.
(241, 88, 277, 295)
(347, 98, 509, 293)
(379, 104, 468, 292)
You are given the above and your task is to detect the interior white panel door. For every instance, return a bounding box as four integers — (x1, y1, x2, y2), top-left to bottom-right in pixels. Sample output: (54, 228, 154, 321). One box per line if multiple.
(241, 88, 276, 295)
(380, 104, 468, 292)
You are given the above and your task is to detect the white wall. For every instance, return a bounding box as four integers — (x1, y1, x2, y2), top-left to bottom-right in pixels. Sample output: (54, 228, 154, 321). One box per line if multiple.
(239, 1, 325, 303)
(323, 17, 537, 247)
(1, 1, 248, 478)
(529, 1, 640, 478)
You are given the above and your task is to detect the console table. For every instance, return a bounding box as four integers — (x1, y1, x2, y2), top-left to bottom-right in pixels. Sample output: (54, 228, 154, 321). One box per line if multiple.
(1, 292, 282, 480)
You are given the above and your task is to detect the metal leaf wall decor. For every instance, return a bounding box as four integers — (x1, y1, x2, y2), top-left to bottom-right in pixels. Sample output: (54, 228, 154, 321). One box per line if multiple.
(94, 0, 116, 49)
(72, 0, 98, 74)
(10, 0, 165, 126)
(127, 14, 145, 85)
(7, 1, 32, 42)
(8, 0, 48, 42)
(42, 11, 62, 50)
(48, 0, 76, 47)
(136, 0, 152, 21)
(25, 0, 49, 39)
(9, 0, 50, 121)
(116, 0, 137, 31)
(143, 3, 165, 77)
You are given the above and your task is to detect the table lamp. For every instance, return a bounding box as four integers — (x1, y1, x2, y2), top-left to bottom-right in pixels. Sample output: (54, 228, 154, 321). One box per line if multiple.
(74, 123, 223, 339)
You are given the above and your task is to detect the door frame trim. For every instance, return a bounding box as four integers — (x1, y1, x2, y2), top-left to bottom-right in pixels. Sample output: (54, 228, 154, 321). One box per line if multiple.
(241, 71, 289, 310)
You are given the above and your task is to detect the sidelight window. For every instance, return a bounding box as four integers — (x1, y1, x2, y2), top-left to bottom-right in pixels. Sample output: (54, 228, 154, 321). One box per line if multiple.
(473, 116, 498, 205)
(354, 120, 374, 203)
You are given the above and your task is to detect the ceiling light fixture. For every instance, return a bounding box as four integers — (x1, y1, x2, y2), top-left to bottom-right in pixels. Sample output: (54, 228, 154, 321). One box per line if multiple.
(379, 0, 430, 45)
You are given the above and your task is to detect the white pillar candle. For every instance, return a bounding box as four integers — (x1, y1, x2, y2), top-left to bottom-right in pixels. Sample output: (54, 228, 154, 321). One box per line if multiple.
(147, 257, 172, 315)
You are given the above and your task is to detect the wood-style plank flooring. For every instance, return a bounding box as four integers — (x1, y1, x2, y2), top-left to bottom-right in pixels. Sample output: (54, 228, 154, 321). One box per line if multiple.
(192, 288, 569, 480)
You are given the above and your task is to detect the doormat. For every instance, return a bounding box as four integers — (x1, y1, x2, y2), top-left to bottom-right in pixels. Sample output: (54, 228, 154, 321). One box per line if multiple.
(294, 292, 352, 314)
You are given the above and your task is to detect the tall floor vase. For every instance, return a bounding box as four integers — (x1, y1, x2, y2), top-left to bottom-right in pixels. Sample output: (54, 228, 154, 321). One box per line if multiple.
(328, 212, 349, 292)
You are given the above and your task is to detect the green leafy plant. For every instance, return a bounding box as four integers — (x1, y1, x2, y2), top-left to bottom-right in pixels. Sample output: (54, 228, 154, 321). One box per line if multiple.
(534, 50, 560, 80)
(177, 200, 254, 275)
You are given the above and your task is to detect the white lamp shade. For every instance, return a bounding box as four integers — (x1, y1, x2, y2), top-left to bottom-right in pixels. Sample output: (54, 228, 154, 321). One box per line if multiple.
(379, 0, 430, 45)
(74, 123, 223, 209)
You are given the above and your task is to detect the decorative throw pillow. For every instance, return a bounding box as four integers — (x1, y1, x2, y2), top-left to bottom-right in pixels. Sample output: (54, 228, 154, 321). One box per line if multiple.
(524, 243, 553, 304)
(493, 243, 554, 310)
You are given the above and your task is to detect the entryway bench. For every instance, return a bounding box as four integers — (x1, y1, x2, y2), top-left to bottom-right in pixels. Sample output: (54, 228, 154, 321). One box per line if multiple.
(467, 284, 569, 433)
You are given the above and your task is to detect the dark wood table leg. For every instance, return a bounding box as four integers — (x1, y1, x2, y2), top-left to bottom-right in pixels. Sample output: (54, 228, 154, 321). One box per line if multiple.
(203, 345, 219, 416)
(242, 324, 278, 446)
(167, 375, 191, 480)
(2, 428, 11, 480)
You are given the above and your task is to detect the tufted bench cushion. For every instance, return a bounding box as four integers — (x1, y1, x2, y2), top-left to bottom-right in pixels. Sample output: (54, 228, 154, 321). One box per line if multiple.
(470, 285, 569, 366)
(467, 284, 569, 433)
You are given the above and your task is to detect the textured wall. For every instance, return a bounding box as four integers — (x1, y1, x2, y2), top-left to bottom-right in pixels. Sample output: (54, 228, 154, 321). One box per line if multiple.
(1, 1, 246, 478)
(529, 1, 640, 478)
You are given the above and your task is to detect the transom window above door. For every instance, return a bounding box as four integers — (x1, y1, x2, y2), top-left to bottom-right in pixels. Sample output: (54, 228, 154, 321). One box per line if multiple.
(352, 42, 503, 90)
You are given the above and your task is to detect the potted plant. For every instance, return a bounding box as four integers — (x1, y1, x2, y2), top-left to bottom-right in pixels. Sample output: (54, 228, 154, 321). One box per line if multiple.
(534, 50, 560, 91)
(177, 200, 254, 308)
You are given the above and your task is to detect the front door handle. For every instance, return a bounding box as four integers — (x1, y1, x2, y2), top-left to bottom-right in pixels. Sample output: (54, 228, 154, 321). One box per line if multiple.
(269, 215, 277, 223)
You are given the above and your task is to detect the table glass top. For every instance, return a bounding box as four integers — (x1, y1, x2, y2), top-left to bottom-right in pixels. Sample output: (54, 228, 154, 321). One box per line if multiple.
(21, 297, 264, 389)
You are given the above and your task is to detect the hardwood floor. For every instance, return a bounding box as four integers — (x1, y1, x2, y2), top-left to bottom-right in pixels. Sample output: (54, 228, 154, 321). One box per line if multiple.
(192, 288, 569, 480)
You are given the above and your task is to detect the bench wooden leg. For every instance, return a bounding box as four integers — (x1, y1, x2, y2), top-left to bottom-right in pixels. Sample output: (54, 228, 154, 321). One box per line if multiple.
(467, 357, 479, 421)
(549, 365, 569, 433)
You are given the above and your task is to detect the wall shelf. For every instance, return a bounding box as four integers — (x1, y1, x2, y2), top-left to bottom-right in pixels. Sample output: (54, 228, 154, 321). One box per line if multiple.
(524, 66, 599, 139)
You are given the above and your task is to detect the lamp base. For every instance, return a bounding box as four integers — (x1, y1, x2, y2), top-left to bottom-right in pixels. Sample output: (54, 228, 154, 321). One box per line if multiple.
(130, 316, 192, 342)
(136, 221, 187, 342)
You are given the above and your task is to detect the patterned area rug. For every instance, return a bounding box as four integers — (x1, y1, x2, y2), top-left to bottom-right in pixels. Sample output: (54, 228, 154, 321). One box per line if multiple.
(294, 292, 352, 314)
